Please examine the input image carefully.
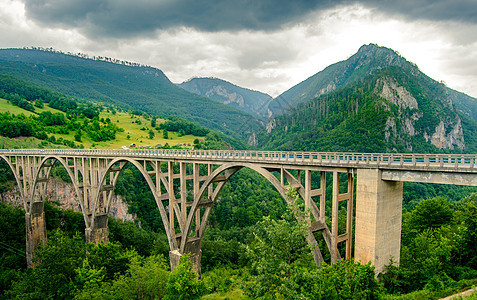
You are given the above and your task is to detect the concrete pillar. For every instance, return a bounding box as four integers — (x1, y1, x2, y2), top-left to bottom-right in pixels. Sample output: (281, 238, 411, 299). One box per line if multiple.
(85, 214, 109, 244)
(170, 238, 202, 275)
(169, 249, 202, 275)
(355, 168, 403, 275)
(25, 202, 46, 267)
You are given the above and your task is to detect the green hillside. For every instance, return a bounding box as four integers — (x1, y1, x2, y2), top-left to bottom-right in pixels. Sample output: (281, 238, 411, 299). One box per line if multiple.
(0, 48, 259, 141)
(0, 73, 235, 150)
(0, 96, 205, 150)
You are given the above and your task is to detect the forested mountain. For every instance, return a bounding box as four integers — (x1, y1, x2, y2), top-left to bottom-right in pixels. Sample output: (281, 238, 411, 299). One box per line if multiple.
(259, 65, 477, 153)
(268, 44, 477, 121)
(0, 48, 258, 140)
(178, 77, 272, 119)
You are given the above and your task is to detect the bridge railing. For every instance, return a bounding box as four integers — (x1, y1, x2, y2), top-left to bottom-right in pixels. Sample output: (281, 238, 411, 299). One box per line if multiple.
(1, 149, 476, 171)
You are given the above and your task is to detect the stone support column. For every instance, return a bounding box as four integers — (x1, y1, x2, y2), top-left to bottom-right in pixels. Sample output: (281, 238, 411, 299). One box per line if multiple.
(85, 214, 109, 244)
(355, 168, 403, 275)
(169, 239, 202, 275)
(25, 201, 46, 267)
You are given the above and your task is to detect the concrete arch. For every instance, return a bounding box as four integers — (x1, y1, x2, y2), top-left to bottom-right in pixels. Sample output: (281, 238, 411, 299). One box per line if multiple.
(31, 156, 85, 221)
(91, 158, 174, 248)
(181, 162, 296, 253)
(0, 155, 26, 209)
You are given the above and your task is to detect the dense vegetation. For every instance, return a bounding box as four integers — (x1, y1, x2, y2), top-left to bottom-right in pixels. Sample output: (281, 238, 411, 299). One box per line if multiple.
(1, 186, 477, 299)
(380, 196, 477, 298)
(159, 116, 210, 137)
(260, 79, 392, 152)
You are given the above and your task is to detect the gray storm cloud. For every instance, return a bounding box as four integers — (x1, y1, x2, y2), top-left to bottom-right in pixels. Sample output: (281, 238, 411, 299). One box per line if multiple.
(23, 0, 333, 37)
(23, 0, 477, 38)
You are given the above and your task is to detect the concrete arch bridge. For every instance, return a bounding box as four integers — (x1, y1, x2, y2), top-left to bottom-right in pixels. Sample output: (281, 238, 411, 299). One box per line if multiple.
(2, 148, 477, 274)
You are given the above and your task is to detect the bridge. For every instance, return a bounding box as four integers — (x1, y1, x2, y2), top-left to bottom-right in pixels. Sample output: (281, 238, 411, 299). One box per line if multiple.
(2, 148, 477, 274)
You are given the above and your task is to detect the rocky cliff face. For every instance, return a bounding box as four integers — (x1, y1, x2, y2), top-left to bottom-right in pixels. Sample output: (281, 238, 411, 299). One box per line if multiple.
(378, 77, 419, 110)
(0, 178, 135, 221)
(426, 119, 465, 150)
(247, 132, 258, 147)
(205, 85, 245, 107)
(377, 76, 465, 150)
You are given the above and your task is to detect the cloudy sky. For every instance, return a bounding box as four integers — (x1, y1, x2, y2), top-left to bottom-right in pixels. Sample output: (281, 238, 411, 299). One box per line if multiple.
(1, 0, 476, 98)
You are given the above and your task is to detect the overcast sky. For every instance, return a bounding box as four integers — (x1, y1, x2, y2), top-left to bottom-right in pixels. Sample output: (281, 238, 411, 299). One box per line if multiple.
(0, 0, 476, 98)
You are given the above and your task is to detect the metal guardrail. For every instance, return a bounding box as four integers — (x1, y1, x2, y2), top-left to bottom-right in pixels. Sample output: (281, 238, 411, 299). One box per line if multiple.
(1, 149, 476, 172)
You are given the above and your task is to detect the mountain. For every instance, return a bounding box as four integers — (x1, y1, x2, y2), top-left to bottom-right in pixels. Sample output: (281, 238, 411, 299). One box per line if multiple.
(259, 45, 477, 153)
(0, 48, 258, 140)
(269, 44, 477, 121)
(178, 77, 272, 119)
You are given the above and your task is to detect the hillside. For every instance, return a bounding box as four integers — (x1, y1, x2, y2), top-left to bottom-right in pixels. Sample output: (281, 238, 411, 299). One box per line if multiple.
(269, 44, 477, 121)
(259, 65, 477, 153)
(178, 77, 272, 119)
(0, 73, 238, 150)
(0, 48, 258, 141)
(0, 96, 202, 150)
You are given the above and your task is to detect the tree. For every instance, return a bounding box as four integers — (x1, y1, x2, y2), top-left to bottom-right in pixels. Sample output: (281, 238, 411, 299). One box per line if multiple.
(242, 186, 381, 299)
(86, 242, 132, 281)
(75, 254, 170, 300)
(407, 197, 453, 232)
(7, 230, 86, 299)
(0, 203, 26, 295)
(71, 258, 105, 294)
(163, 129, 168, 139)
(317, 259, 382, 299)
(242, 187, 314, 299)
(454, 197, 477, 268)
(148, 129, 155, 139)
(165, 254, 205, 300)
(75, 130, 82, 142)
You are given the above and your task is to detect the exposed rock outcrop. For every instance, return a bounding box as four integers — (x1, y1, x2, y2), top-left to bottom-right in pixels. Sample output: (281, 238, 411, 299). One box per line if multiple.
(314, 81, 336, 99)
(178, 77, 272, 119)
(425, 119, 465, 150)
(378, 77, 465, 150)
(266, 119, 277, 134)
(247, 132, 258, 147)
(377, 77, 418, 110)
(206, 85, 245, 107)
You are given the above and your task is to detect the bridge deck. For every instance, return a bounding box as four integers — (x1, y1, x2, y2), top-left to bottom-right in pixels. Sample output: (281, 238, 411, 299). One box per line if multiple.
(2, 149, 477, 173)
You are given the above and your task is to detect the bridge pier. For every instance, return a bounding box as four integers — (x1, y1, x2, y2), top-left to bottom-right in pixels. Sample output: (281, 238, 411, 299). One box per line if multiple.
(25, 201, 46, 267)
(85, 214, 109, 244)
(169, 247, 202, 275)
(355, 168, 403, 275)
